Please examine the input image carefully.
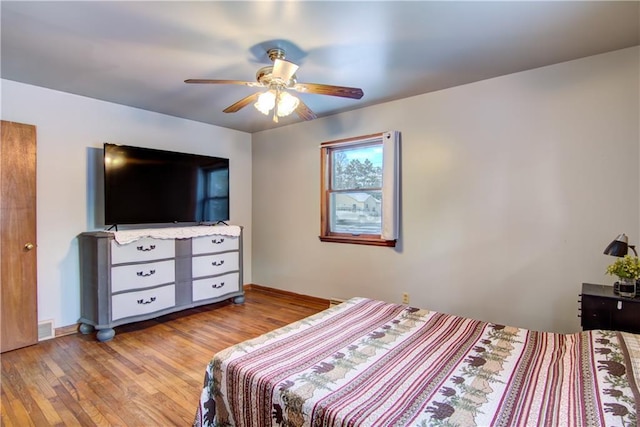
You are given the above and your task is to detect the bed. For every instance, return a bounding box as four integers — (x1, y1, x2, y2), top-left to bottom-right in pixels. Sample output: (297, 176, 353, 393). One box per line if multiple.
(194, 297, 640, 426)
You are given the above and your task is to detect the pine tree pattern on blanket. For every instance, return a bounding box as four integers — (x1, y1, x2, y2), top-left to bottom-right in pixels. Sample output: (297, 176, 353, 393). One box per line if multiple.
(193, 298, 640, 427)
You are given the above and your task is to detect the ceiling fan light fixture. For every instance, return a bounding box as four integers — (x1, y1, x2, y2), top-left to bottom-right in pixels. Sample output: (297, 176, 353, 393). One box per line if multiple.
(255, 90, 276, 115)
(276, 91, 300, 117)
(254, 89, 299, 117)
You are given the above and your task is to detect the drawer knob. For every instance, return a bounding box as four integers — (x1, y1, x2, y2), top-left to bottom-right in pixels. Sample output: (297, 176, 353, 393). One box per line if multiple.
(136, 269, 156, 277)
(212, 238, 225, 244)
(212, 282, 225, 289)
(212, 260, 225, 267)
(136, 244, 156, 252)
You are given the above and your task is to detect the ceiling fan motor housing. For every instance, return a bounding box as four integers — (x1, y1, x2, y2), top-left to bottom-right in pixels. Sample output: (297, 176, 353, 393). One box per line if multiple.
(256, 66, 297, 87)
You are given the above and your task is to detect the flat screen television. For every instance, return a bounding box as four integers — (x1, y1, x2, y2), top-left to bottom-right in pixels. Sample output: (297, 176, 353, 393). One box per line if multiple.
(104, 143, 229, 226)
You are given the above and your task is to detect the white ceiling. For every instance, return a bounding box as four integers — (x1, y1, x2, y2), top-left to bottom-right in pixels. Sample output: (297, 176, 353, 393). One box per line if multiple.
(2, 1, 638, 134)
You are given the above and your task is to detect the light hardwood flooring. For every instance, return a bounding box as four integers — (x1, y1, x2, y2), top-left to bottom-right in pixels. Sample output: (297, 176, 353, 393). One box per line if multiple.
(1, 287, 328, 426)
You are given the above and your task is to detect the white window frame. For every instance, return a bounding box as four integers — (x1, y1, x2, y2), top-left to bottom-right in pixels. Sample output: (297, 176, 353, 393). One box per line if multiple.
(319, 131, 400, 247)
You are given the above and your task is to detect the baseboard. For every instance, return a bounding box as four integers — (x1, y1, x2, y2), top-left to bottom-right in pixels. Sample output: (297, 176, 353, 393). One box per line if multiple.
(244, 284, 330, 307)
(55, 323, 79, 337)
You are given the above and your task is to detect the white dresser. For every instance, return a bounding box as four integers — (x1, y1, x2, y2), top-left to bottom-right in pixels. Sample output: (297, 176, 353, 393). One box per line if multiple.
(78, 228, 243, 341)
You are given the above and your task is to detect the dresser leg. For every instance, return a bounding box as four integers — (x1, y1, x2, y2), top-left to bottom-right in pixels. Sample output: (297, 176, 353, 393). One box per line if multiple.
(233, 295, 245, 304)
(79, 323, 94, 335)
(96, 328, 116, 342)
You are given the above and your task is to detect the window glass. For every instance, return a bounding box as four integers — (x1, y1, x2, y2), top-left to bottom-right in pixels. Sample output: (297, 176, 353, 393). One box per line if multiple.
(329, 143, 383, 235)
(331, 145, 383, 190)
(330, 190, 382, 234)
(202, 168, 229, 221)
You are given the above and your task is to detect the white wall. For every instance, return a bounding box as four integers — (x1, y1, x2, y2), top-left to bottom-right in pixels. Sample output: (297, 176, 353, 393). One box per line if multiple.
(252, 47, 640, 333)
(1, 80, 252, 329)
(1, 47, 636, 335)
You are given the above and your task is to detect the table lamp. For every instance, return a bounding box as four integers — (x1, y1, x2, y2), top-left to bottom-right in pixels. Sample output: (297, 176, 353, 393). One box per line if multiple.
(603, 233, 638, 257)
(604, 233, 638, 294)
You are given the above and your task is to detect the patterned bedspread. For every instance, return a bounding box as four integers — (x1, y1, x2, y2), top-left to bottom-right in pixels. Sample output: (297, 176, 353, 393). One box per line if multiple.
(194, 298, 640, 426)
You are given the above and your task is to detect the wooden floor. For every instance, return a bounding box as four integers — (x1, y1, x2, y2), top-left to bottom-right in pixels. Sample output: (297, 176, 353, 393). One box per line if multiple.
(1, 288, 328, 426)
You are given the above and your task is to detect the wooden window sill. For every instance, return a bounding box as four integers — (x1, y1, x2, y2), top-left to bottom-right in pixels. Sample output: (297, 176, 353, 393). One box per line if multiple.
(318, 235, 396, 247)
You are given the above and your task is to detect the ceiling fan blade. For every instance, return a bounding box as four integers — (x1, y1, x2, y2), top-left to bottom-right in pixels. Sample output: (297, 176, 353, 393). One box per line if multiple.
(185, 79, 263, 88)
(295, 99, 317, 121)
(223, 92, 261, 113)
(293, 83, 364, 99)
(272, 59, 299, 82)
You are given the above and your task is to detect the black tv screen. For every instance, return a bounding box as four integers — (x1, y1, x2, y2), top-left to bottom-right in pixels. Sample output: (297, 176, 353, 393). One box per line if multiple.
(104, 143, 229, 226)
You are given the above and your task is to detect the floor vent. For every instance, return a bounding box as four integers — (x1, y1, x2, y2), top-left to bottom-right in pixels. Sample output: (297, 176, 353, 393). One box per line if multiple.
(38, 320, 55, 341)
(330, 298, 346, 307)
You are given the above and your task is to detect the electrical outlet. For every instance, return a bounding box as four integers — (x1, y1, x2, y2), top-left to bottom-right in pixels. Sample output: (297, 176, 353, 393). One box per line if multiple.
(402, 292, 410, 304)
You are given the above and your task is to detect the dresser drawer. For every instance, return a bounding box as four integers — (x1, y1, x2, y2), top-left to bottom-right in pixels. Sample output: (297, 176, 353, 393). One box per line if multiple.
(192, 235, 239, 255)
(192, 252, 239, 278)
(111, 238, 175, 264)
(111, 284, 175, 321)
(192, 272, 240, 302)
(111, 259, 175, 293)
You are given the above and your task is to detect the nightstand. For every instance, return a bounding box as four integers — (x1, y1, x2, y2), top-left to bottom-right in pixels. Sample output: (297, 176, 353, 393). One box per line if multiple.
(580, 283, 640, 333)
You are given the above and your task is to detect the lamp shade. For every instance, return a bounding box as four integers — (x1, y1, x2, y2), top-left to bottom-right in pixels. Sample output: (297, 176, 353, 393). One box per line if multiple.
(253, 90, 299, 118)
(604, 233, 631, 257)
(255, 90, 276, 115)
(276, 92, 299, 117)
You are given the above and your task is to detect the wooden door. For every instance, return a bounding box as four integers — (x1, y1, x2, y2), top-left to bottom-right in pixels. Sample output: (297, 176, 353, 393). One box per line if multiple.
(1, 121, 38, 353)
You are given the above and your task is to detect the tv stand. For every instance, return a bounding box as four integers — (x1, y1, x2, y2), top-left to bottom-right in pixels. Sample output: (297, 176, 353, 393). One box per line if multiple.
(78, 227, 244, 341)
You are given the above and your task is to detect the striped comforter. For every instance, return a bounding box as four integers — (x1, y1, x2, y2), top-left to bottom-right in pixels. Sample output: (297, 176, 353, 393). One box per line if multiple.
(194, 298, 640, 426)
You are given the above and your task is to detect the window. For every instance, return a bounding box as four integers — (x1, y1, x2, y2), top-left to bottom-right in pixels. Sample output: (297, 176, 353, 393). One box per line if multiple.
(200, 166, 229, 221)
(320, 131, 400, 246)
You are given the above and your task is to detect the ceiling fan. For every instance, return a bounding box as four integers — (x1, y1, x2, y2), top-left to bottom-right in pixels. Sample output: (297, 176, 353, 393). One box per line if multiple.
(185, 48, 364, 123)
